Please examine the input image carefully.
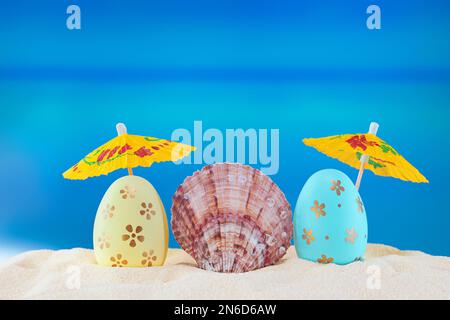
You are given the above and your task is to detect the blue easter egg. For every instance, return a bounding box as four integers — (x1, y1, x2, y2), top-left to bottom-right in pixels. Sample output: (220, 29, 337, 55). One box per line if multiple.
(294, 169, 368, 265)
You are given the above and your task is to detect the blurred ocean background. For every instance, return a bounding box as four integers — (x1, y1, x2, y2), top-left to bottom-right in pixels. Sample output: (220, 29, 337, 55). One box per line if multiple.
(0, 0, 449, 260)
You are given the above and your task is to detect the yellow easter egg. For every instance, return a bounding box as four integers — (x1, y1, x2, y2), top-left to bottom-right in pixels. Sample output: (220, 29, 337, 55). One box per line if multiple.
(93, 175, 168, 267)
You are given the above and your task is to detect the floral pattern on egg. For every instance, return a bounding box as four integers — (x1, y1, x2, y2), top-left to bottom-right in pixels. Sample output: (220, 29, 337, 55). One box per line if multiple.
(141, 250, 158, 267)
(102, 204, 115, 220)
(110, 254, 128, 267)
(294, 169, 368, 265)
(302, 229, 315, 245)
(310, 201, 326, 219)
(140, 202, 156, 220)
(122, 224, 145, 248)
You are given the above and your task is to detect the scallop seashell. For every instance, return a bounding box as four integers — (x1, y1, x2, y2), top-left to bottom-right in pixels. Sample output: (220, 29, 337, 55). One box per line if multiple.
(171, 163, 293, 273)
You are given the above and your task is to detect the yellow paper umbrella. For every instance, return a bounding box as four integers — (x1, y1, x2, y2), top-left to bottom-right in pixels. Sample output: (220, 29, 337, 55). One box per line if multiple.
(63, 123, 196, 180)
(303, 122, 428, 190)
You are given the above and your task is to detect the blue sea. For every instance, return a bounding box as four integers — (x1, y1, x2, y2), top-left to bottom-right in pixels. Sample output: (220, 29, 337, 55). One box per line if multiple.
(0, 0, 449, 257)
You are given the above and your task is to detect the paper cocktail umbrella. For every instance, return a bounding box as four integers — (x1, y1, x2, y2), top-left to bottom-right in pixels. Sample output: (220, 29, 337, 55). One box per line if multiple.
(63, 123, 195, 268)
(303, 122, 428, 190)
(63, 123, 195, 180)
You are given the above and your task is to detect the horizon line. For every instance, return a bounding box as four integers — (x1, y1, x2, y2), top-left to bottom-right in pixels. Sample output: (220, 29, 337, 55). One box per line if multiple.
(1, 66, 450, 83)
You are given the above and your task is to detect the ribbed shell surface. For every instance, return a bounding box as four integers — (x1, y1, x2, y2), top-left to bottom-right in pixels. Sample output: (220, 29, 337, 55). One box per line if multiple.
(171, 163, 292, 273)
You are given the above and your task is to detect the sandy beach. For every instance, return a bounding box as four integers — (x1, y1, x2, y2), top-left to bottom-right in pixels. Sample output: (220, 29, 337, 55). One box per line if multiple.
(0, 244, 449, 300)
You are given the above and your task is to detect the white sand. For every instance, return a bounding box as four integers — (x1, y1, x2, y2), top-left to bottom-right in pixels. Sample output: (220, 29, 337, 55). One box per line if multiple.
(0, 244, 449, 300)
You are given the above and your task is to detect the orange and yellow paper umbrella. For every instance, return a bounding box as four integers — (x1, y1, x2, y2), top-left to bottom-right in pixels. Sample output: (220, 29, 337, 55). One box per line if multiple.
(303, 122, 428, 190)
(63, 123, 195, 180)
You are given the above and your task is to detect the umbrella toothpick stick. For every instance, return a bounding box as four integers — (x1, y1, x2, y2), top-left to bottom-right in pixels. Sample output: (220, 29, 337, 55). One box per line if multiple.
(355, 122, 379, 191)
(116, 123, 133, 176)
